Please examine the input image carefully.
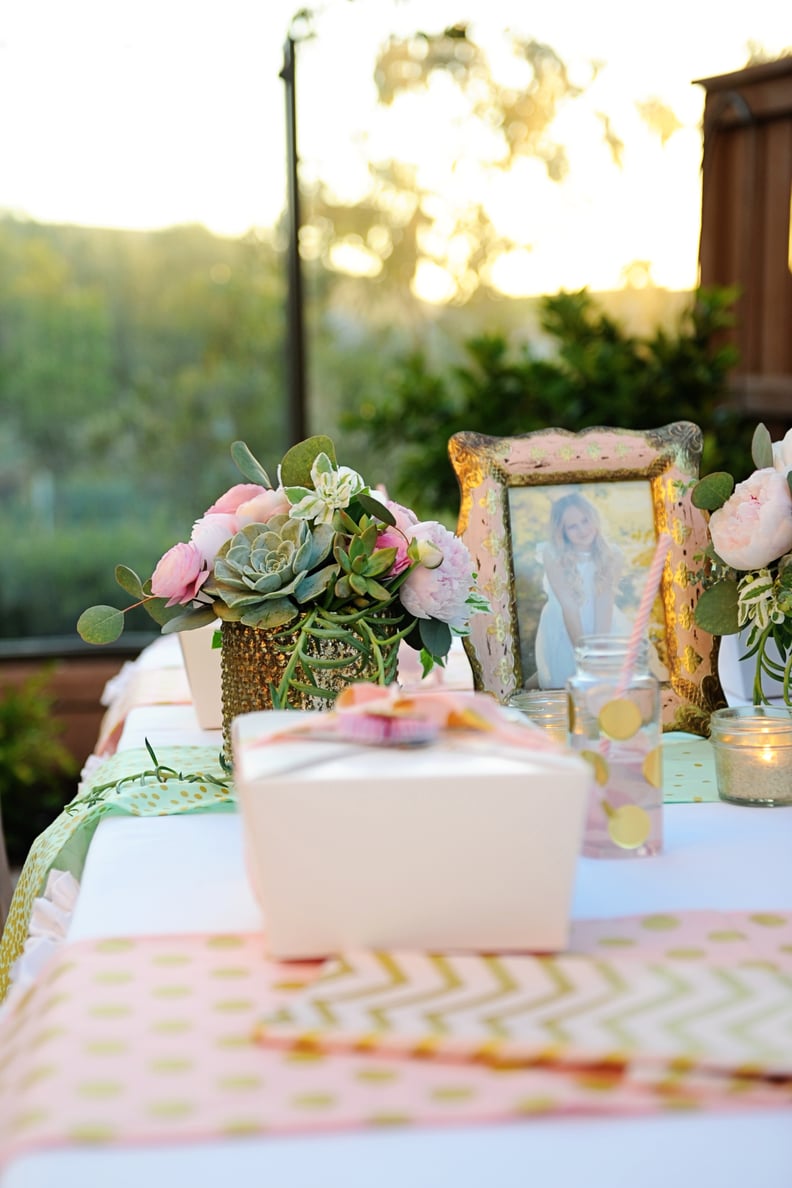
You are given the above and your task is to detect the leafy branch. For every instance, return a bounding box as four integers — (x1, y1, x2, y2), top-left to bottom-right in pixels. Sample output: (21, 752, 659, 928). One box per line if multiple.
(65, 739, 231, 814)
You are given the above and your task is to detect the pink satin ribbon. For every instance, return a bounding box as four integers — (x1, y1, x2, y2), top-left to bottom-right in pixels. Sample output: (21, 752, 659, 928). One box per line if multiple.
(261, 683, 564, 752)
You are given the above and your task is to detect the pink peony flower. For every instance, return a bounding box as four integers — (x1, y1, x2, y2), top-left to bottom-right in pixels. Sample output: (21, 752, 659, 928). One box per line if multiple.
(190, 513, 239, 566)
(709, 468, 792, 571)
(234, 486, 290, 525)
(375, 500, 419, 575)
(151, 541, 210, 607)
(204, 483, 269, 515)
(399, 521, 474, 629)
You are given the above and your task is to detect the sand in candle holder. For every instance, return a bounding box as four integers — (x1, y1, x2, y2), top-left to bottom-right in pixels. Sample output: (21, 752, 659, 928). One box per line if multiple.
(709, 706, 792, 806)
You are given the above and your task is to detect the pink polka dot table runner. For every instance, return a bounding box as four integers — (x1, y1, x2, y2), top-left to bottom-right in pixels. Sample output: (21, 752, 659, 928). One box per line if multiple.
(0, 911, 790, 1168)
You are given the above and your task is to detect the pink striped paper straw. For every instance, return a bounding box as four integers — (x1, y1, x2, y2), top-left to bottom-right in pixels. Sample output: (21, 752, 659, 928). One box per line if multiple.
(618, 533, 672, 694)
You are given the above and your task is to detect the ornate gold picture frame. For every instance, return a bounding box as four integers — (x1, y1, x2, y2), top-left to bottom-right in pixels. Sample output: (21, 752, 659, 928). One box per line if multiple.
(449, 422, 725, 735)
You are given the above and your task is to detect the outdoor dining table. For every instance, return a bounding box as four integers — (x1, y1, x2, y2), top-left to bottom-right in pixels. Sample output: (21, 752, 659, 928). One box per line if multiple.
(0, 636, 790, 1187)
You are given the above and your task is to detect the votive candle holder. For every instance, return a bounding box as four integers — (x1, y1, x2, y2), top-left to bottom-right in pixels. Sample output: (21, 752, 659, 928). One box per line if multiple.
(709, 706, 792, 807)
(508, 688, 569, 745)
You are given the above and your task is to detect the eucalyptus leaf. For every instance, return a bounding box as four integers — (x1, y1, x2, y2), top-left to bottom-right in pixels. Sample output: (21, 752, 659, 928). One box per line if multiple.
(230, 440, 272, 488)
(76, 605, 125, 645)
(691, 472, 734, 511)
(751, 423, 773, 470)
(280, 435, 337, 488)
(356, 492, 396, 526)
(693, 580, 740, 635)
(144, 598, 187, 627)
(160, 605, 218, 634)
(115, 565, 146, 599)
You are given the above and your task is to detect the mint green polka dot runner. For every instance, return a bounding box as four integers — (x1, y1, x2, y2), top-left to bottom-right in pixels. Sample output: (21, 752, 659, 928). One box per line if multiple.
(0, 746, 235, 1002)
(661, 733, 719, 803)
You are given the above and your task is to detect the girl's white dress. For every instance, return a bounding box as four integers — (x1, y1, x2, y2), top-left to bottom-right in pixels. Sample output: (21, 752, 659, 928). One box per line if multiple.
(534, 554, 630, 689)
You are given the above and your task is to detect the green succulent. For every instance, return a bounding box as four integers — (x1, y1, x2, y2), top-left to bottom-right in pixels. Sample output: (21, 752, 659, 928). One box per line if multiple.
(202, 514, 337, 629)
(332, 516, 398, 604)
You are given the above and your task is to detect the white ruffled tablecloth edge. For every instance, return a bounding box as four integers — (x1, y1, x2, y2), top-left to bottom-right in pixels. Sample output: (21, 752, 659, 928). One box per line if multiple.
(2, 868, 80, 1015)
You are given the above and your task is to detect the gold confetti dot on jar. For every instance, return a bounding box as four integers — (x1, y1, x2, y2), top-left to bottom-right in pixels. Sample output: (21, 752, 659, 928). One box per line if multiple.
(567, 692, 576, 733)
(581, 750, 609, 786)
(642, 747, 663, 788)
(598, 697, 642, 740)
(604, 803, 652, 849)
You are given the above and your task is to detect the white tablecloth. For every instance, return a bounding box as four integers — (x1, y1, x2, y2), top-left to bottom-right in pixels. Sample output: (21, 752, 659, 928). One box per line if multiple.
(5, 694, 792, 1188)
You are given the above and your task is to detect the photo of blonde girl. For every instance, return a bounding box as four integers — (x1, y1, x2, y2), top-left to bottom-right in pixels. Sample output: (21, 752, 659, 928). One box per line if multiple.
(533, 491, 631, 689)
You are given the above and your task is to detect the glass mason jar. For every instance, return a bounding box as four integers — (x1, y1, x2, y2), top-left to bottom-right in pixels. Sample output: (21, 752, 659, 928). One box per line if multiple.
(567, 635, 663, 859)
(507, 688, 569, 744)
(709, 706, 792, 806)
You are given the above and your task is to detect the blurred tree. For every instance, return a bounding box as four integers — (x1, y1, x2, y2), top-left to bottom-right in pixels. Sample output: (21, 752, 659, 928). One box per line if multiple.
(0, 224, 114, 476)
(300, 23, 685, 308)
(0, 218, 289, 525)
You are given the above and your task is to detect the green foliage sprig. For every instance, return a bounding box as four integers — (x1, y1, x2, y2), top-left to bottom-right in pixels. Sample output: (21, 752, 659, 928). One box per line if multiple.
(65, 739, 231, 815)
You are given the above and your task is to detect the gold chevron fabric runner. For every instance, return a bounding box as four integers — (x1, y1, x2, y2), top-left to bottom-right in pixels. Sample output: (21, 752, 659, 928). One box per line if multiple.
(258, 943, 792, 1081)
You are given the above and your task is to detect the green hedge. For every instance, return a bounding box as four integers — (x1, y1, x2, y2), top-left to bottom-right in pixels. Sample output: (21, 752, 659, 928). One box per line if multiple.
(0, 515, 177, 640)
(0, 669, 77, 865)
(343, 287, 745, 521)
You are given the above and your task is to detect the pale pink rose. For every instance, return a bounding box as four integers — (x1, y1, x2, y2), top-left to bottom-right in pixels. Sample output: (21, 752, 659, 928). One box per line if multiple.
(190, 513, 239, 565)
(151, 541, 210, 607)
(772, 428, 792, 476)
(400, 521, 474, 629)
(204, 483, 269, 515)
(375, 500, 419, 575)
(709, 468, 792, 570)
(234, 486, 290, 525)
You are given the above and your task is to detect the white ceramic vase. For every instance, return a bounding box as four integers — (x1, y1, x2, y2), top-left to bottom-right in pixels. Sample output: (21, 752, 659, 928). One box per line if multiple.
(717, 629, 787, 706)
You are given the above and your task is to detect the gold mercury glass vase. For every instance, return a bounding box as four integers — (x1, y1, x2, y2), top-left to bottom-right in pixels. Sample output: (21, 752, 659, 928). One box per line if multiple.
(220, 616, 401, 761)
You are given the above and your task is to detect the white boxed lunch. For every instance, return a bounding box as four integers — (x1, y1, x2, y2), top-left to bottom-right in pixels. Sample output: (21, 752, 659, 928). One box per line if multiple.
(178, 623, 223, 730)
(232, 694, 590, 959)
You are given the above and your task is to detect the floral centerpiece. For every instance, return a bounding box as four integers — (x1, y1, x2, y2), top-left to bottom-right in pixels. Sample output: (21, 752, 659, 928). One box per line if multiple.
(78, 435, 488, 714)
(692, 423, 792, 704)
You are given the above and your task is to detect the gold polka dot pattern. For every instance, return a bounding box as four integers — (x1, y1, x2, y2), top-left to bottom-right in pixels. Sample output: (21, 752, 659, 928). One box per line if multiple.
(0, 916, 789, 1162)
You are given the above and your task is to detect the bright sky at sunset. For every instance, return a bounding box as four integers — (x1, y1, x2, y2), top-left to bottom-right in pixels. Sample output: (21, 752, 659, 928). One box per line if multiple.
(1, 0, 789, 298)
